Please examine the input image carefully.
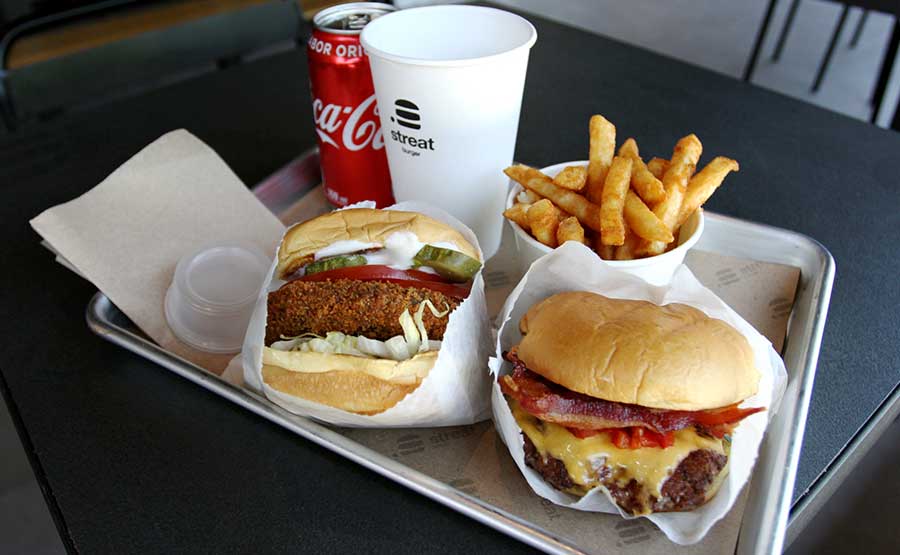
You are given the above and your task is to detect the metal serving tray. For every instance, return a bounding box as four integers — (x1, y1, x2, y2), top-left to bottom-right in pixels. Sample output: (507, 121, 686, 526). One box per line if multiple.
(85, 155, 834, 555)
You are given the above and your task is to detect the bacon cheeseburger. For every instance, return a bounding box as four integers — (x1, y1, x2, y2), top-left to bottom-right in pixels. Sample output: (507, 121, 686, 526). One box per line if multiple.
(262, 208, 481, 415)
(500, 292, 764, 515)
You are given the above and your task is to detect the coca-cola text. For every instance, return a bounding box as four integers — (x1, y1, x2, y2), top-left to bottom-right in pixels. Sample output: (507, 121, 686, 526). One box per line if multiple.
(313, 94, 384, 152)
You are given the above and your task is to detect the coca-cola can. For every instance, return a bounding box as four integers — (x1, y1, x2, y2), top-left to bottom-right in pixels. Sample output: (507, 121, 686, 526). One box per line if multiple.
(308, 2, 395, 207)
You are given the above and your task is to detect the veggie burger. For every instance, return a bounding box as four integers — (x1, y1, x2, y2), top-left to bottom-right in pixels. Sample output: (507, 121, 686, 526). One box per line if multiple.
(263, 208, 482, 415)
(501, 291, 764, 515)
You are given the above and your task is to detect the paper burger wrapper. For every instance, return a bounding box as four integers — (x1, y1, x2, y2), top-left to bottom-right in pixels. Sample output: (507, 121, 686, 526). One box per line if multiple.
(489, 241, 788, 544)
(242, 201, 492, 427)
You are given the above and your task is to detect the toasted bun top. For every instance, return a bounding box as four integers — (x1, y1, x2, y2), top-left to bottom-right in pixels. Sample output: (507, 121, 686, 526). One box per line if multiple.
(277, 208, 480, 278)
(516, 292, 759, 411)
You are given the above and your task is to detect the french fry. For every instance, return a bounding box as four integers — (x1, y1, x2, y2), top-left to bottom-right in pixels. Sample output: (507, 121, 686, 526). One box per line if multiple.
(618, 138, 639, 158)
(593, 233, 615, 259)
(614, 229, 642, 260)
(553, 165, 588, 191)
(502, 202, 531, 232)
(504, 165, 605, 234)
(623, 190, 673, 243)
(527, 199, 560, 247)
(516, 189, 542, 204)
(637, 135, 702, 257)
(599, 156, 632, 245)
(586, 115, 615, 204)
(635, 185, 685, 257)
(618, 138, 665, 205)
(677, 157, 739, 227)
(647, 157, 669, 179)
(664, 135, 703, 190)
(632, 164, 666, 205)
(557, 216, 586, 245)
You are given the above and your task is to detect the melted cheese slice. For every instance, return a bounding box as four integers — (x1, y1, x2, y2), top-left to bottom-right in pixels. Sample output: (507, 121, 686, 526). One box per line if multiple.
(511, 400, 725, 501)
(263, 347, 435, 385)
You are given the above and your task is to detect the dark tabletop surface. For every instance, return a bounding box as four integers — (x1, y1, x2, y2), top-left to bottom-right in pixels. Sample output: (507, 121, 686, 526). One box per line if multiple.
(2, 8, 899, 554)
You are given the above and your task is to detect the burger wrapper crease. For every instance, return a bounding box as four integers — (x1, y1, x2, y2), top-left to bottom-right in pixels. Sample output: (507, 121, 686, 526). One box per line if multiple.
(242, 201, 492, 427)
(489, 242, 788, 545)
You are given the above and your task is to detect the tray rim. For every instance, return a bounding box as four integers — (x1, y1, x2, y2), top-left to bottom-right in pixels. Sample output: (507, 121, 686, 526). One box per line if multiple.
(85, 211, 834, 555)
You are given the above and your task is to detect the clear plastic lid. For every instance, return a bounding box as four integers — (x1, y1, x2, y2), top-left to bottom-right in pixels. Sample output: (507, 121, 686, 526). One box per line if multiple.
(165, 244, 270, 353)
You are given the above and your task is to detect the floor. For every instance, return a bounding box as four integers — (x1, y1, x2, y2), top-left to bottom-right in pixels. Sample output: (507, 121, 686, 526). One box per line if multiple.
(2, 1, 899, 554)
(1, 400, 64, 554)
(493, 0, 900, 126)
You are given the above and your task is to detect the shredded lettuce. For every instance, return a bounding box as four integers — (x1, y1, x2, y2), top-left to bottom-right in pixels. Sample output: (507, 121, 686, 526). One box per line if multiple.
(398, 309, 419, 358)
(385, 335, 412, 361)
(271, 301, 449, 361)
(414, 300, 449, 354)
(272, 332, 364, 356)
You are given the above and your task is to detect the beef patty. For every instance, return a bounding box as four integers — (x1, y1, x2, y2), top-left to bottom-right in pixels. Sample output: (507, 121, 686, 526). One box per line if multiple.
(265, 279, 461, 345)
(522, 434, 727, 514)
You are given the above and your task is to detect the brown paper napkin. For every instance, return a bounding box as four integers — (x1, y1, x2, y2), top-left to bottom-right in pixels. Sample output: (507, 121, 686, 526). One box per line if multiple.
(30, 130, 285, 374)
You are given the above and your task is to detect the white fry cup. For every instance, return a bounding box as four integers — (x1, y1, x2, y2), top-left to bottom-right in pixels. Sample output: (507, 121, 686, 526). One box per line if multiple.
(507, 160, 704, 286)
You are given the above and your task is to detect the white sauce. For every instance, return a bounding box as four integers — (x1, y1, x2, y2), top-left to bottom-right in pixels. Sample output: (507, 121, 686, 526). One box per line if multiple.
(314, 240, 380, 260)
(313, 232, 463, 271)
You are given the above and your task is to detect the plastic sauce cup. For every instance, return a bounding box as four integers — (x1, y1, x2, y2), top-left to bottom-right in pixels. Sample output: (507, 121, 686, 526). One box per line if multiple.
(165, 244, 270, 353)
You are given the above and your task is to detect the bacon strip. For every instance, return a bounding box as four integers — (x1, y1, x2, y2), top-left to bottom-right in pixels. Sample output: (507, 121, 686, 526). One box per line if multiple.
(500, 352, 763, 434)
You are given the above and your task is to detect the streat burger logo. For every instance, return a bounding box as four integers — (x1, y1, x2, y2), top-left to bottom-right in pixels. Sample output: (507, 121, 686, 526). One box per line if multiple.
(312, 94, 384, 152)
(389, 99, 436, 157)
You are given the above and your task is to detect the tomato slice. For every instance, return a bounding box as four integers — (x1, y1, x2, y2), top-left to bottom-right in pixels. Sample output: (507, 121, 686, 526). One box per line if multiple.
(609, 429, 630, 449)
(566, 426, 675, 449)
(692, 404, 764, 427)
(296, 265, 471, 298)
(567, 428, 604, 439)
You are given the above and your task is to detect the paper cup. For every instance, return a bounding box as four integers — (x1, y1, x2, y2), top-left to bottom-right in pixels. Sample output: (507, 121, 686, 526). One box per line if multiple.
(506, 160, 704, 285)
(361, 5, 537, 259)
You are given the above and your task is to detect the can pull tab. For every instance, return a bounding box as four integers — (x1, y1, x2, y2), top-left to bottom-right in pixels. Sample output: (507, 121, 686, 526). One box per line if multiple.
(345, 14, 373, 30)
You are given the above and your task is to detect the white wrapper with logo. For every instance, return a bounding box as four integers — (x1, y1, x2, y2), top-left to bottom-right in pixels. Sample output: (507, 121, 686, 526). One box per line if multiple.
(489, 242, 788, 544)
(242, 201, 492, 427)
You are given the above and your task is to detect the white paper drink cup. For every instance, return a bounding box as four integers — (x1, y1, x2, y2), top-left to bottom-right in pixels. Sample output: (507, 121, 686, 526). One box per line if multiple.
(506, 160, 704, 286)
(360, 5, 537, 259)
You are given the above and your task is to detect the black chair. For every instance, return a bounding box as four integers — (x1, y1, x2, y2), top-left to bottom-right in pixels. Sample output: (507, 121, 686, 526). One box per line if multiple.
(0, 0, 308, 131)
(744, 0, 900, 124)
(770, 0, 869, 92)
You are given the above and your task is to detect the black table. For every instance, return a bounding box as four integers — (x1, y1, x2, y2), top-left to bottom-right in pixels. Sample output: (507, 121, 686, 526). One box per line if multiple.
(2, 10, 899, 554)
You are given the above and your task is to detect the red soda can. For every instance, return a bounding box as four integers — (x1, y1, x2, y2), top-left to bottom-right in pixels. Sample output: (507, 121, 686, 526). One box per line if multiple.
(308, 2, 395, 207)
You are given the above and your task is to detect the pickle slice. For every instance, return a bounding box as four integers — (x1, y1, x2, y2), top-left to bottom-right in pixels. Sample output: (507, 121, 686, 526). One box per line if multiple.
(303, 255, 366, 276)
(413, 245, 482, 282)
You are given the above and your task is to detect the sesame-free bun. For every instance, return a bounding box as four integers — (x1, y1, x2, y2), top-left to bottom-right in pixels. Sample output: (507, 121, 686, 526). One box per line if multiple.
(276, 208, 480, 279)
(261, 349, 438, 415)
(516, 292, 759, 411)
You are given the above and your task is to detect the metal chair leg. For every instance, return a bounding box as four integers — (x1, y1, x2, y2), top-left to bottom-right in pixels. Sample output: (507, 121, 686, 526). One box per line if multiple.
(871, 17, 900, 122)
(850, 9, 868, 49)
(891, 91, 900, 130)
(744, 0, 780, 82)
(811, 4, 850, 93)
(772, 0, 801, 62)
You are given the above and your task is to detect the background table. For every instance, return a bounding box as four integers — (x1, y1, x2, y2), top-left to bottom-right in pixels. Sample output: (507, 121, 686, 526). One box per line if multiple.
(1, 9, 899, 553)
